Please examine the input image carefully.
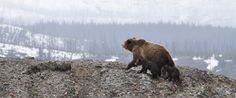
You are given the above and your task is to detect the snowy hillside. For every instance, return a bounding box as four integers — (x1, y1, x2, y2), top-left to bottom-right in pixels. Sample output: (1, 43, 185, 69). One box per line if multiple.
(0, 24, 70, 50)
(0, 42, 91, 60)
(0, 24, 93, 60)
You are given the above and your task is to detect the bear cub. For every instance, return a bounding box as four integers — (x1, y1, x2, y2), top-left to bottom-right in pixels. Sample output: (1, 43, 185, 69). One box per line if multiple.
(161, 64, 181, 83)
(135, 58, 161, 79)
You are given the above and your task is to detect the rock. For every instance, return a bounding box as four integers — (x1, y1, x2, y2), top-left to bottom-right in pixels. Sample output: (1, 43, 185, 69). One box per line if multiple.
(25, 61, 71, 74)
(23, 57, 35, 60)
(0, 58, 235, 97)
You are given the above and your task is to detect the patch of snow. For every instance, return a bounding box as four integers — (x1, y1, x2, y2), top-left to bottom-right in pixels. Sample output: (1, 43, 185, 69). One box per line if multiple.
(71, 54, 83, 60)
(25, 31, 32, 40)
(216, 69, 221, 72)
(219, 54, 223, 57)
(173, 57, 178, 61)
(0, 24, 67, 49)
(0, 54, 6, 57)
(57, 38, 64, 46)
(225, 59, 233, 63)
(0, 42, 90, 60)
(105, 56, 119, 62)
(192, 56, 204, 61)
(50, 50, 69, 59)
(46, 49, 93, 60)
(204, 54, 219, 71)
(82, 53, 92, 58)
(33, 34, 50, 46)
(15, 54, 24, 59)
(0, 42, 38, 57)
(42, 49, 49, 54)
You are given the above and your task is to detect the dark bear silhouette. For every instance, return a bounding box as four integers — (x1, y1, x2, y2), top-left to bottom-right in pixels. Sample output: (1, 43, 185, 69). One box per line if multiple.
(135, 58, 161, 79)
(162, 64, 181, 83)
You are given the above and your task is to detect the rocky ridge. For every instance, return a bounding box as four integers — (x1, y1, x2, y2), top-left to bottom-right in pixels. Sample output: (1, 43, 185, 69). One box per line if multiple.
(0, 58, 236, 98)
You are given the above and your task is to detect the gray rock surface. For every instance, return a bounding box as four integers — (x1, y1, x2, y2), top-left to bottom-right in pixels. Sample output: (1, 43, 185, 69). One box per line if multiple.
(0, 58, 236, 98)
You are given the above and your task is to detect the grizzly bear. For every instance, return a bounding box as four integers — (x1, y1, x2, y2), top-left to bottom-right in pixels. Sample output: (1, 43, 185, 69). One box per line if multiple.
(135, 58, 161, 79)
(161, 64, 181, 83)
(122, 37, 175, 76)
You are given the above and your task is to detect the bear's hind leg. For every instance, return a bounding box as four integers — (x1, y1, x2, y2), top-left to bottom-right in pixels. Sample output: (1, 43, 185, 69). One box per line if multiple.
(151, 73, 158, 79)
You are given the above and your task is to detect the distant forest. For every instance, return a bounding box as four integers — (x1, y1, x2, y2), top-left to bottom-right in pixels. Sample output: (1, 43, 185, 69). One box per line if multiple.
(21, 22, 236, 59)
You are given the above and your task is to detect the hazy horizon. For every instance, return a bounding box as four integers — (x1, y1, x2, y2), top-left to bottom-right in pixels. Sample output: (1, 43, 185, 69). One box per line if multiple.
(0, 0, 236, 28)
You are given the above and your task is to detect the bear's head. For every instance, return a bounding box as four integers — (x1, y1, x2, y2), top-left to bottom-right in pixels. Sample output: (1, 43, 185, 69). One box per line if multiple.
(122, 37, 146, 52)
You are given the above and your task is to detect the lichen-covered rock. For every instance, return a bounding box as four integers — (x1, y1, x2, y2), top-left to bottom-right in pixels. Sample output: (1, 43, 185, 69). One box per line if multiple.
(0, 58, 235, 98)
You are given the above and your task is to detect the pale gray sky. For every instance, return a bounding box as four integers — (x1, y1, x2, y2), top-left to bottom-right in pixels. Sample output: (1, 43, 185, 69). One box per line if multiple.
(0, 0, 236, 28)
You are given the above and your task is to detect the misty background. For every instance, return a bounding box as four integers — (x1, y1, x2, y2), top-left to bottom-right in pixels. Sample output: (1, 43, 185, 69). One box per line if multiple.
(0, 0, 236, 78)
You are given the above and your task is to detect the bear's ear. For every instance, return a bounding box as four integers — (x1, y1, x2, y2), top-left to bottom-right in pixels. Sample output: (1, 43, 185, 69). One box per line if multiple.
(137, 39, 146, 45)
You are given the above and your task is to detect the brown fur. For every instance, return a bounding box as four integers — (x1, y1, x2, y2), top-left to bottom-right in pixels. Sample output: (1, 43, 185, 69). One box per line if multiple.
(122, 38, 175, 76)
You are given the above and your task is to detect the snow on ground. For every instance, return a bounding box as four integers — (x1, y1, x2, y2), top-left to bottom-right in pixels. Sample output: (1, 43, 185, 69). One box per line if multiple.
(192, 56, 204, 61)
(173, 57, 178, 61)
(219, 54, 223, 57)
(225, 60, 233, 63)
(0, 42, 88, 60)
(0, 42, 38, 57)
(50, 50, 83, 60)
(0, 54, 6, 57)
(204, 54, 219, 71)
(1, 24, 66, 49)
(105, 56, 119, 62)
(216, 69, 221, 73)
(43, 49, 92, 60)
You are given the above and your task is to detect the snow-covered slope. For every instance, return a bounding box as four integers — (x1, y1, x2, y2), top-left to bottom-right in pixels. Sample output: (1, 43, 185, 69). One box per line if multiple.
(0, 24, 68, 50)
(0, 24, 92, 60)
(0, 42, 92, 60)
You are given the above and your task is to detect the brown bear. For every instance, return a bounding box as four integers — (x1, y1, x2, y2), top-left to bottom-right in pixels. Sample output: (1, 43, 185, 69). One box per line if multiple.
(135, 58, 161, 79)
(161, 64, 181, 83)
(122, 37, 175, 76)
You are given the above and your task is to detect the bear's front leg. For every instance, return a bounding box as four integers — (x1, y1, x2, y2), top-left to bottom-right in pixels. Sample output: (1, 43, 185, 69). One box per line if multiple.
(126, 60, 136, 70)
(138, 65, 147, 73)
(127, 53, 139, 70)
